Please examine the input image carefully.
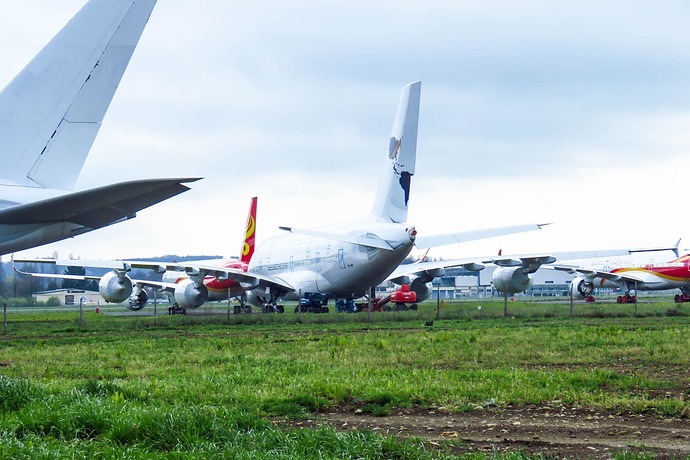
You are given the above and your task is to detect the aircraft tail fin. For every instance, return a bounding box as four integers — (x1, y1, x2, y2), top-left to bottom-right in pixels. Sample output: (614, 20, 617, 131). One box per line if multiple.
(240, 197, 258, 264)
(370, 81, 421, 223)
(0, 0, 157, 190)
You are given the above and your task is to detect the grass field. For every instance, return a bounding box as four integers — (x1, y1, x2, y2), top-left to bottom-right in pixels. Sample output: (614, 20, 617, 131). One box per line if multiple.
(1, 298, 689, 458)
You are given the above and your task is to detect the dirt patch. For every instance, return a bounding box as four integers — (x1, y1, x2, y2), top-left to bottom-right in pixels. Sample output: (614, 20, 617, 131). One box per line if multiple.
(279, 405, 690, 459)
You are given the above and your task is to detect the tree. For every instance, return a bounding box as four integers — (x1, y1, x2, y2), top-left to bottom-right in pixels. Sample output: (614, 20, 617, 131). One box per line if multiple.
(62, 266, 98, 291)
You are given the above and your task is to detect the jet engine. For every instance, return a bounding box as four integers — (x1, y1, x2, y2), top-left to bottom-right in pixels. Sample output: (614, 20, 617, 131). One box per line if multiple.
(98, 270, 133, 303)
(492, 267, 533, 295)
(173, 279, 208, 308)
(409, 277, 432, 302)
(394, 268, 444, 302)
(128, 287, 148, 311)
(569, 276, 592, 299)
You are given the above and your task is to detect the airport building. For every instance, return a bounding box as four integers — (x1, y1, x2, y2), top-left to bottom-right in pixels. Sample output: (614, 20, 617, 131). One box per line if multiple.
(33, 289, 102, 306)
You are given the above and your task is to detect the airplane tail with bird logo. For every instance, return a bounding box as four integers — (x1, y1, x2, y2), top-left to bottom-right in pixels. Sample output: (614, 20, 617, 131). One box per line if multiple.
(240, 197, 258, 264)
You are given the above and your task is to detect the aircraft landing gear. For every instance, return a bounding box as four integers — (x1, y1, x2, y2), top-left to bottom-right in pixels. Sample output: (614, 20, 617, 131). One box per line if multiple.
(168, 305, 186, 315)
(584, 295, 596, 303)
(674, 293, 690, 303)
(262, 303, 284, 313)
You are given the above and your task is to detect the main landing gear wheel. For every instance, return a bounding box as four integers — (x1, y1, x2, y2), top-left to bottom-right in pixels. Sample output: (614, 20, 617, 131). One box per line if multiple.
(262, 304, 284, 313)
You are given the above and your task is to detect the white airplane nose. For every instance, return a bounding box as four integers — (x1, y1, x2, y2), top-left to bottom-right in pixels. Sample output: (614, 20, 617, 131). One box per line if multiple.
(408, 227, 417, 241)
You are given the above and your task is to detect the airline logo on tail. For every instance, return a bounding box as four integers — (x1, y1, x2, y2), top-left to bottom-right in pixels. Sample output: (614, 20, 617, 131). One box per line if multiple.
(371, 81, 421, 223)
(241, 197, 258, 264)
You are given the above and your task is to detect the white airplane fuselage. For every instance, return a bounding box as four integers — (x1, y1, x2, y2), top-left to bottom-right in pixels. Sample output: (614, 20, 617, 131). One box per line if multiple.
(248, 220, 417, 301)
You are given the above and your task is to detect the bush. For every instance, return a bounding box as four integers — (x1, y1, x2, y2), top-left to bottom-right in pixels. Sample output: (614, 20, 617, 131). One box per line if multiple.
(46, 296, 61, 307)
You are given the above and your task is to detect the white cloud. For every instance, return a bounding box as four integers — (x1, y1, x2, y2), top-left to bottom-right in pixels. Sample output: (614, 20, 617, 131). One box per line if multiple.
(3, 0, 690, 261)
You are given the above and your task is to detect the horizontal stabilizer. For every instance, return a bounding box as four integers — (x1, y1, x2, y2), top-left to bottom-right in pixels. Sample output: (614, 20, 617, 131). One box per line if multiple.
(0, 177, 199, 228)
(279, 226, 394, 250)
(414, 223, 547, 249)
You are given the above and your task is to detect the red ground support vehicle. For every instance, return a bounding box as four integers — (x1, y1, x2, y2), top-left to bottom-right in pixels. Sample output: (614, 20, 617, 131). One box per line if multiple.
(358, 284, 418, 311)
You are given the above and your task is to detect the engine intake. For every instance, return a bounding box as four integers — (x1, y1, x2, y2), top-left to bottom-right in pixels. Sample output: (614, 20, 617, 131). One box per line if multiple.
(570, 277, 593, 298)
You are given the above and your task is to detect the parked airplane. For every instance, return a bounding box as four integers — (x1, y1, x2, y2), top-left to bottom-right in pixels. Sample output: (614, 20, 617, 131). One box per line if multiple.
(0, 0, 198, 256)
(15, 197, 266, 313)
(15, 81, 548, 311)
(383, 247, 649, 304)
(546, 249, 690, 303)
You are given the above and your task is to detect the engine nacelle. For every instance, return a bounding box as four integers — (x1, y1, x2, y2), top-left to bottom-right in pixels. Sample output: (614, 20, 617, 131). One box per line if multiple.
(409, 277, 432, 302)
(98, 271, 133, 303)
(128, 287, 148, 311)
(173, 279, 208, 308)
(492, 267, 533, 295)
(569, 276, 592, 299)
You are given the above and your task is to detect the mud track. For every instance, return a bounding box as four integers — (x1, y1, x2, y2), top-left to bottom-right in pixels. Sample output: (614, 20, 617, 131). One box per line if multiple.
(283, 405, 690, 458)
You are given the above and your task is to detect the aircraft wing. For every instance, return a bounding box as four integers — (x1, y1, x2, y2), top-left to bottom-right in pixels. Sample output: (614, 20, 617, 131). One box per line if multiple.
(413, 223, 548, 249)
(387, 258, 484, 284)
(0, 178, 199, 228)
(545, 265, 642, 283)
(14, 257, 295, 295)
(386, 247, 636, 284)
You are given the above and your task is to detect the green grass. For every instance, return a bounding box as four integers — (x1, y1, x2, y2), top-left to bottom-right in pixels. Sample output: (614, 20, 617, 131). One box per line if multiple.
(0, 298, 689, 458)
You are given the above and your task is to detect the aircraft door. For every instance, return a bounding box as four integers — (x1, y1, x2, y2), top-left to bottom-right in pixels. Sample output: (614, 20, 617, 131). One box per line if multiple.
(338, 248, 346, 269)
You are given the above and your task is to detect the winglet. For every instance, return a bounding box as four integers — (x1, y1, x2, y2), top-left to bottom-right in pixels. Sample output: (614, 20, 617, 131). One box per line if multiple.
(370, 81, 421, 223)
(240, 197, 258, 264)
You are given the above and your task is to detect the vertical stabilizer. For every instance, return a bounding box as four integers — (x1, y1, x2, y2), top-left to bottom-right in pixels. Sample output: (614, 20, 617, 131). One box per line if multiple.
(370, 81, 421, 223)
(0, 0, 157, 190)
(240, 197, 258, 264)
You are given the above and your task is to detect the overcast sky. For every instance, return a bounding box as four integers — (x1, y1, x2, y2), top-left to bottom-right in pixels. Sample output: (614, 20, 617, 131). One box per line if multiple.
(2, 0, 690, 262)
